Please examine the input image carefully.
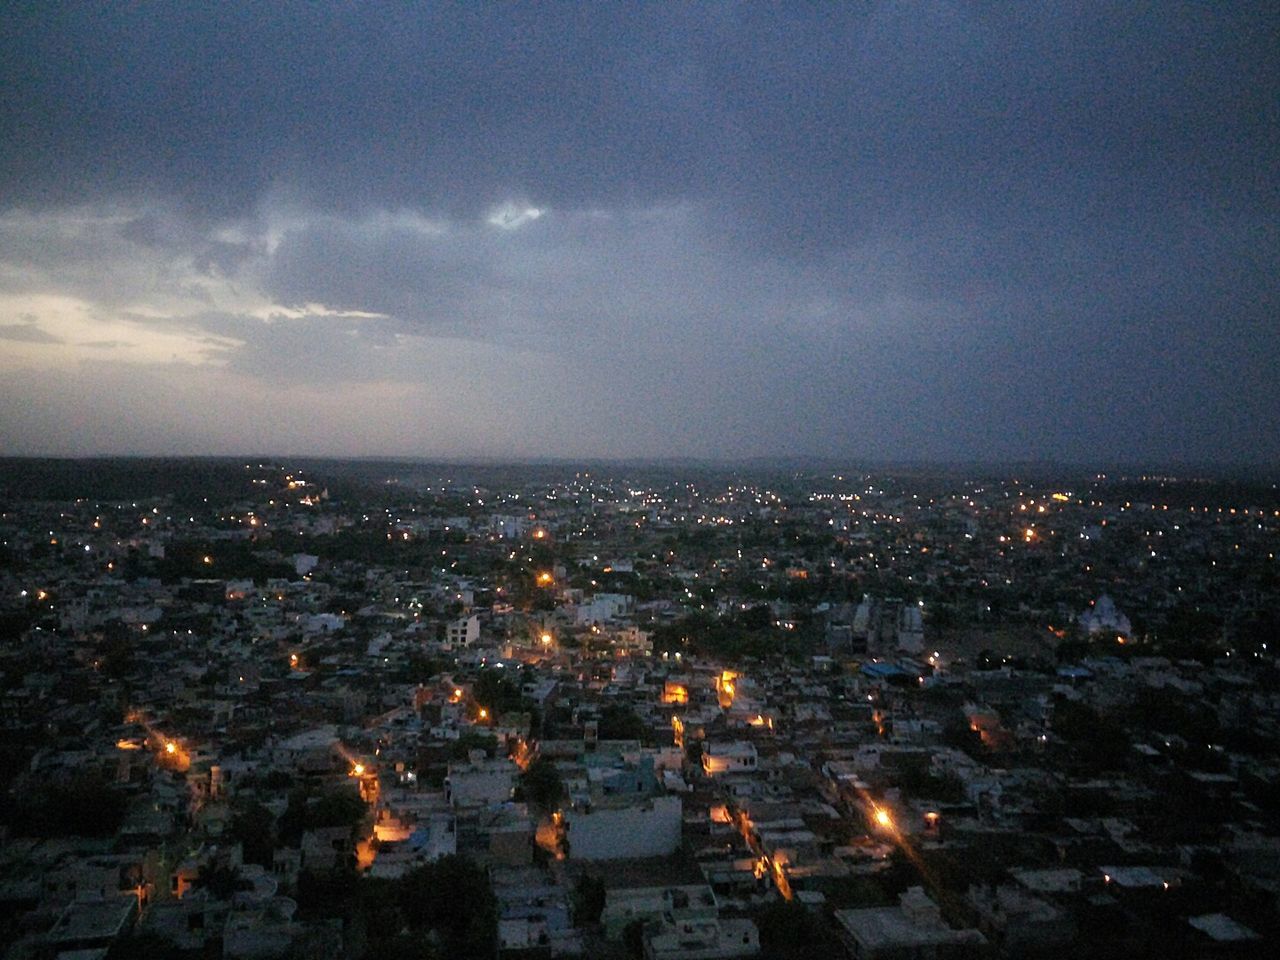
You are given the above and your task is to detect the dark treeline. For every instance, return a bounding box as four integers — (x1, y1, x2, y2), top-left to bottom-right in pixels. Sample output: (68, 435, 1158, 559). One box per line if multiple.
(0, 457, 265, 504)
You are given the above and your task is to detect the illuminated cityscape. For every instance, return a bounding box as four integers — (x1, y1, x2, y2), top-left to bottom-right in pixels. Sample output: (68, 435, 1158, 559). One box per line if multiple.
(1, 3, 1278, 959)
(0, 460, 1277, 957)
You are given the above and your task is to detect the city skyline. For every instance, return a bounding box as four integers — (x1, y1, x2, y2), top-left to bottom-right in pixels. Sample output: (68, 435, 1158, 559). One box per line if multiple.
(2, 3, 1278, 464)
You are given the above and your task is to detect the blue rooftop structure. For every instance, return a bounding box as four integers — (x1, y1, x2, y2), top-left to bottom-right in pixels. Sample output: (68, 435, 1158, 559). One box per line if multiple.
(862, 662, 911, 680)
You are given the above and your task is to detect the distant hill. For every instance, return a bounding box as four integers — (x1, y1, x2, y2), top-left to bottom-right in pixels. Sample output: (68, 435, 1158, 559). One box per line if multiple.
(0, 457, 266, 504)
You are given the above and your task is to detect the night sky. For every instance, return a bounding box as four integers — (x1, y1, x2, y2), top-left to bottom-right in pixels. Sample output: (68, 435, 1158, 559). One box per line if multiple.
(1, 2, 1277, 463)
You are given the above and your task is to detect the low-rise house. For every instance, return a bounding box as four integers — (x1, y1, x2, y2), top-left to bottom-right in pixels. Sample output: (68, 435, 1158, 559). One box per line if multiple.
(645, 916, 760, 960)
(834, 886, 987, 960)
(601, 885, 719, 941)
(701, 742, 758, 778)
(967, 883, 1076, 955)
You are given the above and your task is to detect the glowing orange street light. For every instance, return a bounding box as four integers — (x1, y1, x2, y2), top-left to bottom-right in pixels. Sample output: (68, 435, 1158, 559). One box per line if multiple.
(478, 708, 488, 720)
(164, 741, 177, 755)
(352, 763, 365, 776)
(540, 633, 553, 645)
(874, 807, 893, 829)
(536, 571, 554, 587)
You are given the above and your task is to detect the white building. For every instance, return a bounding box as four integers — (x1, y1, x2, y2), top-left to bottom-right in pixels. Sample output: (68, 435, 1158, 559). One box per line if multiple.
(563, 795, 682, 861)
(896, 605, 924, 654)
(444, 759, 516, 808)
(1079, 594, 1131, 636)
(575, 593, 634, 624)
(701, 742, 758, 778)
(446, 615, 480, 648)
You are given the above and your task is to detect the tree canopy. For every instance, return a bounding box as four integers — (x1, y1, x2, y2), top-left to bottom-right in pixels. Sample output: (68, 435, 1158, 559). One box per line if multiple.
(521, 756, 566, 813)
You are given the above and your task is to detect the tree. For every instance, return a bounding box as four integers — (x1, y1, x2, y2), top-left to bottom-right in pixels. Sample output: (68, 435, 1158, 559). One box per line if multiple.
(397, 856, 497, 960)
(8, 772, 127, 838)
(754, 902, 838, 960)
(277, 790, 310, 847)
(196, 862, 240, 899)
(572, 874, 607, 927)
(307, 790, 368, 831)
(622, 919, 647, 960)
(282, 925, 352, 960)
(895, 768, 966, 804)
(296, 867, 359, 920)
(597, 705, 646, 741)
(278, 788, 367, 848)
(448, 730, 499, 760)
(940, 714, 983, 759)
(521, 756, 566, 814)
(1156, 603, 1223, 655)
(228, 800, 276, 868)
(1052, 699, 1131, 771)
(473, 669, 522, 715)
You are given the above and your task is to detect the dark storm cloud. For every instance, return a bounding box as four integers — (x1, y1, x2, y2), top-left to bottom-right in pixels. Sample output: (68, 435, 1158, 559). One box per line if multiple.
(0, 2, 1277, 462)
(5, 3, 1274, 235)
(0, 2, 729, 216)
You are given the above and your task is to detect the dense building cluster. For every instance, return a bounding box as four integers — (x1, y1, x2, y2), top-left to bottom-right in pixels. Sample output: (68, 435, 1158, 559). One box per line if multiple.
(0, 459, 1277, 959)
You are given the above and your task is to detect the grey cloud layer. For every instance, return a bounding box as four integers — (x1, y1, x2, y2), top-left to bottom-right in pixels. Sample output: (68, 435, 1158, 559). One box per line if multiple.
(0, 2, 1277, 461)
